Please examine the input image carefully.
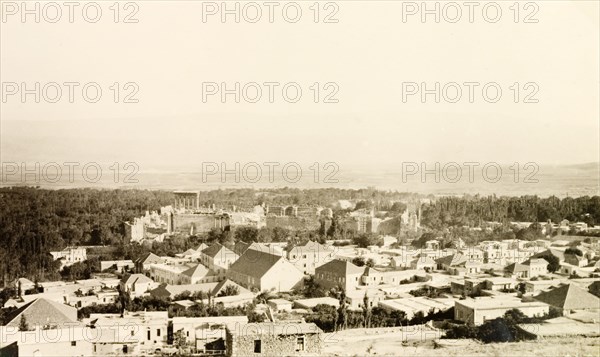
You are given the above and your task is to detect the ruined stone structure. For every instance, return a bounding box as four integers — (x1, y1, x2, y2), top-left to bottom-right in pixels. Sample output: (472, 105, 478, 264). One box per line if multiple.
(173, 191, 201, 210)
(173, 213, 229, 235)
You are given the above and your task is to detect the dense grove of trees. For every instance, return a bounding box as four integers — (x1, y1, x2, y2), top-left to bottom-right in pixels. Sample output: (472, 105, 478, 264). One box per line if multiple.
(196, 188, 419, 210)
(421, 195, 600, 229)
(0, 187, 173, 285)
(0, 186, 419, 286)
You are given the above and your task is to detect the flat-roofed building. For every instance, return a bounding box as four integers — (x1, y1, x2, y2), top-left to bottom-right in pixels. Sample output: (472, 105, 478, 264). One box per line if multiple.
(149, 263, 187, 285)
(50, 247, 87, 269)
(455, 296, 549, 325)
(293, 297, 340, 309)
(379, 297, 456, 319)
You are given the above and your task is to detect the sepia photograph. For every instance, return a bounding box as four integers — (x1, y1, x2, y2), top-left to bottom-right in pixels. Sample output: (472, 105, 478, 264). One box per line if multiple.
(0, 0, 599, 356)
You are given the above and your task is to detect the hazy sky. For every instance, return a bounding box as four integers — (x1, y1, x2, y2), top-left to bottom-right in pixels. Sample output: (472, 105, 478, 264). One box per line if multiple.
(1, 0, 598, 171)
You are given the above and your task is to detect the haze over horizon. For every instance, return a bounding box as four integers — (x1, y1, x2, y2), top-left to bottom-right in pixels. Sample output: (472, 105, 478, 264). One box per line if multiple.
(1, 0, 599, 177)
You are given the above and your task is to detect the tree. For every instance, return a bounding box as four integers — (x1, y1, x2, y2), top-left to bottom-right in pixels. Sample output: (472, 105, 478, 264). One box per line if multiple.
(327, 218, 338, 238)
(174, 290, 192, 301)
(444, 323, 478, 339)
(389, 202, 407, 213)
(18, 315, 29, 331)
(319, 220, 327, 237)
(477, 318, 514, 343)
(411, 232, 437, 248)
(235, 226, 259, 243)
(303, 276, 327, 298)
(305, 304, 337, 332)
(336, 289, 348, 331)
(0, 288, 17, 306)
(352, 257, 366, 267)
(362, 292, 371, 328)
(565, 248, 583, 256)
(353, 233, 378, 248)
(174, 328, 187, 352)
(540, 254, 560, 273)
(254, 291, 271, 305)
(217, 285, 240, 297)
(390, 310, 407, 326)
(117, 285, 131, 317)
(410, 311, 426, 325)
(366, 258, 375, 268)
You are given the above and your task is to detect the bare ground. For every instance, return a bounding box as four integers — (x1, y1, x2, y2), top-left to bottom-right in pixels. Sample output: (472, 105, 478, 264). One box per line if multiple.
(321, 327, 600, 356)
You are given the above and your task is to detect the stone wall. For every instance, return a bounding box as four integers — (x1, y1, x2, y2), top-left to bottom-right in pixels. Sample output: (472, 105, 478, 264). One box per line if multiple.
(227, 331, 322, 357)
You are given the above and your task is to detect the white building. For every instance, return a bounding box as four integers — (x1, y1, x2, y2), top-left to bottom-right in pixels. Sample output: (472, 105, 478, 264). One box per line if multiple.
(50, 247, 87, 269)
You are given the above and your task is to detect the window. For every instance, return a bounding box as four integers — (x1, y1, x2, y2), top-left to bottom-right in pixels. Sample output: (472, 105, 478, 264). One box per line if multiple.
(157, 329, 161, 337)
(147, 330, 151, 340)
(71, 341, 76, 347)
(254, 340, 262, 353)
(296, 337, 305, 351)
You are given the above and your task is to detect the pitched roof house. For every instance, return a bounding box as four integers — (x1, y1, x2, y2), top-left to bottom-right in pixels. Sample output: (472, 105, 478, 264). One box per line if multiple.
(200, 243, 240, 276)
(135, 252, 164, 273)
(314, 259, 364, 292)
(227, 249, 303, 292)
(564, 253, 588, 267)
(195, 243, 209, 252)
(4, 298, 78, 329)
(531, 249, 566, 262)
(410, 255, 437, 270)
(180, 264, 219, 284)
(120, 273, 156, 297)
(534, 284, 600, 315)
(504, 258, 548, 279)
(435, 253, 469, 275)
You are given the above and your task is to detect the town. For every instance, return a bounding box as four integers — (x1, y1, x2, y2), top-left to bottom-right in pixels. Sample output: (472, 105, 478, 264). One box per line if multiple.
(0, 188, 599, 356)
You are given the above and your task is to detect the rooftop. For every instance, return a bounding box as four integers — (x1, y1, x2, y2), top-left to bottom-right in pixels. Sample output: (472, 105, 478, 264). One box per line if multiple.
(457, 296, 549, 310)
(293, 297, 339, 308)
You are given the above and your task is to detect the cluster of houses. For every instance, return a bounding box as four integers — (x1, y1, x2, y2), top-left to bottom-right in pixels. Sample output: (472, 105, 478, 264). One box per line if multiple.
(7, 275, 122, 310)
(3, 233, 600, 355)
(0, 302, 323, 356)
(123, 236, 600, 327)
